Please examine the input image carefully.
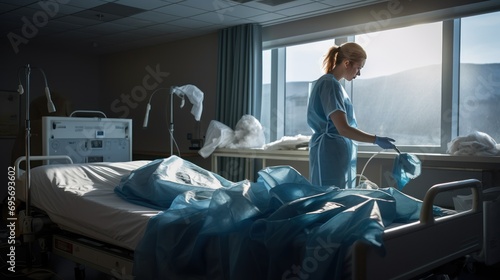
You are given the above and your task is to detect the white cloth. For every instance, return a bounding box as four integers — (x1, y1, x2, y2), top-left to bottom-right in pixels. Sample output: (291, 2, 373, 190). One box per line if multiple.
(198, 115, 266, 158)
(198, 120, 234, 158)
(262, 135, 311, 150)
(172, 85, 204, 121)
(447, 131, 500, 156)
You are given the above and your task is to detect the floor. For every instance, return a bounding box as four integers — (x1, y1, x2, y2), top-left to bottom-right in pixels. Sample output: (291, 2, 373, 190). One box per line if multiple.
(417, 257, 500, 280)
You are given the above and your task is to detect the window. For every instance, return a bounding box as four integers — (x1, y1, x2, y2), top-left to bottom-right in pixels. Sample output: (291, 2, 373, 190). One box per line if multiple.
(262, 11, 500, 153)
(352, 23, 442, 148)
(261, 40, 334, 142)
(285, 40, 335, 136)
(459, 11, 500, 141)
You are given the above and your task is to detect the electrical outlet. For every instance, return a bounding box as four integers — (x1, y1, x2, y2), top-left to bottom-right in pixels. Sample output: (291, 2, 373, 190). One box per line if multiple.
(189, 139, 203, 150)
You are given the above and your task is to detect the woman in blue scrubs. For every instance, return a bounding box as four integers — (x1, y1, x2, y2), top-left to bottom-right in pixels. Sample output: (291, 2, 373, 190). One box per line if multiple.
(307, 42, 396, 188)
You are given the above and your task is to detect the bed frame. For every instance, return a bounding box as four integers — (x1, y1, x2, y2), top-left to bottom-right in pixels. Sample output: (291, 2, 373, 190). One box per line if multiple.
(15, 157, 486, 279)
(51, 232, 134, 279)
(14, 156, 136, 279)
(352, 179, 483, 280)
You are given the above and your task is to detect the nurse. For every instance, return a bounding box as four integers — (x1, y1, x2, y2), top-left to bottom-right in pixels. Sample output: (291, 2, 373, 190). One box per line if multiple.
(307, 42, 396, 188)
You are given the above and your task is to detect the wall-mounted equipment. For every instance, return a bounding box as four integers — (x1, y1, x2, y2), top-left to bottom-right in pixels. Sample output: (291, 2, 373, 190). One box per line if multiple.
(42, 116, 132, 164)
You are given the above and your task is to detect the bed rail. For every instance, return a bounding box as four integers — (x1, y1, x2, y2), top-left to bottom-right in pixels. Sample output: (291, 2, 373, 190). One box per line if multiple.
(14, 155, 74, 269)
(15, 155, 73, 180)
(420, 179, 483, 224)
(352, 179, 483, 280)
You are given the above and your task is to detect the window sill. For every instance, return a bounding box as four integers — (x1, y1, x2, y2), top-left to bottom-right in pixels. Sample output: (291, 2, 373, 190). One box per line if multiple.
(212, 148, 500, 171)
(358, 151, 500, 165)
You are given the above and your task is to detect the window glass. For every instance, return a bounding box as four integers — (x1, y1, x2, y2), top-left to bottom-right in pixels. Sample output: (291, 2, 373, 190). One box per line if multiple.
(261, 49, 271, 138)
(261, 40, 334, 140)
(263, 16, 500, 152)
(352, 22, 443, 147)
(285, 40, 334, 136)
(459, 11, 500, 141)
(262, 23, 443, 147)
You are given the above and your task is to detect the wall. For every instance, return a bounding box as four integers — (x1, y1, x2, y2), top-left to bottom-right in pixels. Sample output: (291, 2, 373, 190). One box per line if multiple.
(0, 31, 218, 203)
(98, 32, 218, 168)
(262, 0, 500, 48)
(0, 44, 101, 202)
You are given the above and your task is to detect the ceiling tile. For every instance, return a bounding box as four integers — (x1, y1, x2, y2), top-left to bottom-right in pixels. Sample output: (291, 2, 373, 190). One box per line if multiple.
(224, 4, 268, 18)
(0, 0, 390, 54)
(111, 16, 155, 28)
(114, 0, 170, 10)
(0, 0, 37, 5)
(131, 10, 180, 23)
(168, 17, 213, 29)
(125, 27, 166, 37)
(79, 22, 137, 35)
(147, 23, 188, 33)
(49, 30, 98, 40)
(241, 0, 311, 12)
(91, 2, 146, 17)
(72, 9, 122, 22)
(190, 11, 240, 25)
(54, 4, 85, 16)
(160, 0, 188, 3)
(65, 0, 105, 10)
(277, 2, 330, 16)
(0, 3, 16, 12)
(46, 19, 84, 31)
(246, 12, 287, 24)
(180, 0, 237, 11)
(155, 3, 207, 17)
(55, 14, 102, 26)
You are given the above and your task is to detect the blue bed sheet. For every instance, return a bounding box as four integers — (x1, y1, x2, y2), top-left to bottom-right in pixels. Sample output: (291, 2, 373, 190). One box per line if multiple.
(115, 156, 446, 280)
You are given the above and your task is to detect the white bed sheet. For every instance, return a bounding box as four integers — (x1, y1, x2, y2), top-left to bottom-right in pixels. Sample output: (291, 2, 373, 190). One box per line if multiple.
(20, 160, 159, 250)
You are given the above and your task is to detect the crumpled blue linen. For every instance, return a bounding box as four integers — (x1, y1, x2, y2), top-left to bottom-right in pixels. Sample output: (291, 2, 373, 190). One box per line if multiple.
(115, 156, 235, 209)
(392, 152, 422, 190)
(115, 156, 447, 280)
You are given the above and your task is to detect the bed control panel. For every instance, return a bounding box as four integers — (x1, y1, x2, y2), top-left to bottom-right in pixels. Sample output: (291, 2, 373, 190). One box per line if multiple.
(42, 116, 132, 164)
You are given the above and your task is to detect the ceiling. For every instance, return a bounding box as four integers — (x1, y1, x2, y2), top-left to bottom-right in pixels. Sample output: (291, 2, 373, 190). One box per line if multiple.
(1, 0, 386, 55)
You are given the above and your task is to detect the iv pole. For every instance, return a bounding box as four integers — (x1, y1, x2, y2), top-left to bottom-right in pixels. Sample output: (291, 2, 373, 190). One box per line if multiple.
(20, 64, 34, 269)
(143, 85, 203, 156)
(169, 87, 174, 156)
(143, 87, 179, 156)
(17, 64, 56, 269)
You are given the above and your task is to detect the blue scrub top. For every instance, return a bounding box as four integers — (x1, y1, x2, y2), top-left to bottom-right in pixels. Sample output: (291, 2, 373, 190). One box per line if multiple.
(307, 74, 358, 188)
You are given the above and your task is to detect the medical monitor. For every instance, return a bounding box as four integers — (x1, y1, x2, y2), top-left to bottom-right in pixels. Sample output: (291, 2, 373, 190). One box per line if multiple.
(42, 116, 132, 164)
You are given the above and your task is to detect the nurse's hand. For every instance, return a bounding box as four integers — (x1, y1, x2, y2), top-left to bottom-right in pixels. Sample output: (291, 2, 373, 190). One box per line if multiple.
(375, 136, 396, 149)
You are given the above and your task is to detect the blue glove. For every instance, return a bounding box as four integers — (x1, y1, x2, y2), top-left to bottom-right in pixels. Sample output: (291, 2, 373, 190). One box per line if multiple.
(375, 136, 396, 149)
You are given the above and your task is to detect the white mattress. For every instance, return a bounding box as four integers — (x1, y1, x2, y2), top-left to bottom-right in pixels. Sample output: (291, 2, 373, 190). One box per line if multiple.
(19, 160, 159, 250)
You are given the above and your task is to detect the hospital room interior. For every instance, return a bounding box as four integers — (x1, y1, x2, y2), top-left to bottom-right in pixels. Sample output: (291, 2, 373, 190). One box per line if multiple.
(1, 0, 500, 279)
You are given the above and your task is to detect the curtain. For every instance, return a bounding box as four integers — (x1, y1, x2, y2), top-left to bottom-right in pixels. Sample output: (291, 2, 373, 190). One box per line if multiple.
(216, 23, 262, 181)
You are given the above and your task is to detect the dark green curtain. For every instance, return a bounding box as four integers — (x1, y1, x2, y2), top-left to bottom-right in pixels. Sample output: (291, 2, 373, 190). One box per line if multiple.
(216, 23, 262, 181)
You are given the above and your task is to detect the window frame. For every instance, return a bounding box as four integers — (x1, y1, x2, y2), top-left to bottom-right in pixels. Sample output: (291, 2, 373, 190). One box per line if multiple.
(262, 17, 479, 154)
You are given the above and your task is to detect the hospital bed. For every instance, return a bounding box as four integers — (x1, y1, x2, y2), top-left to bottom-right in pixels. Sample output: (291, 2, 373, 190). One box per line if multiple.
(14, 159, 155, 277)
(13, 155, 494, 280)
